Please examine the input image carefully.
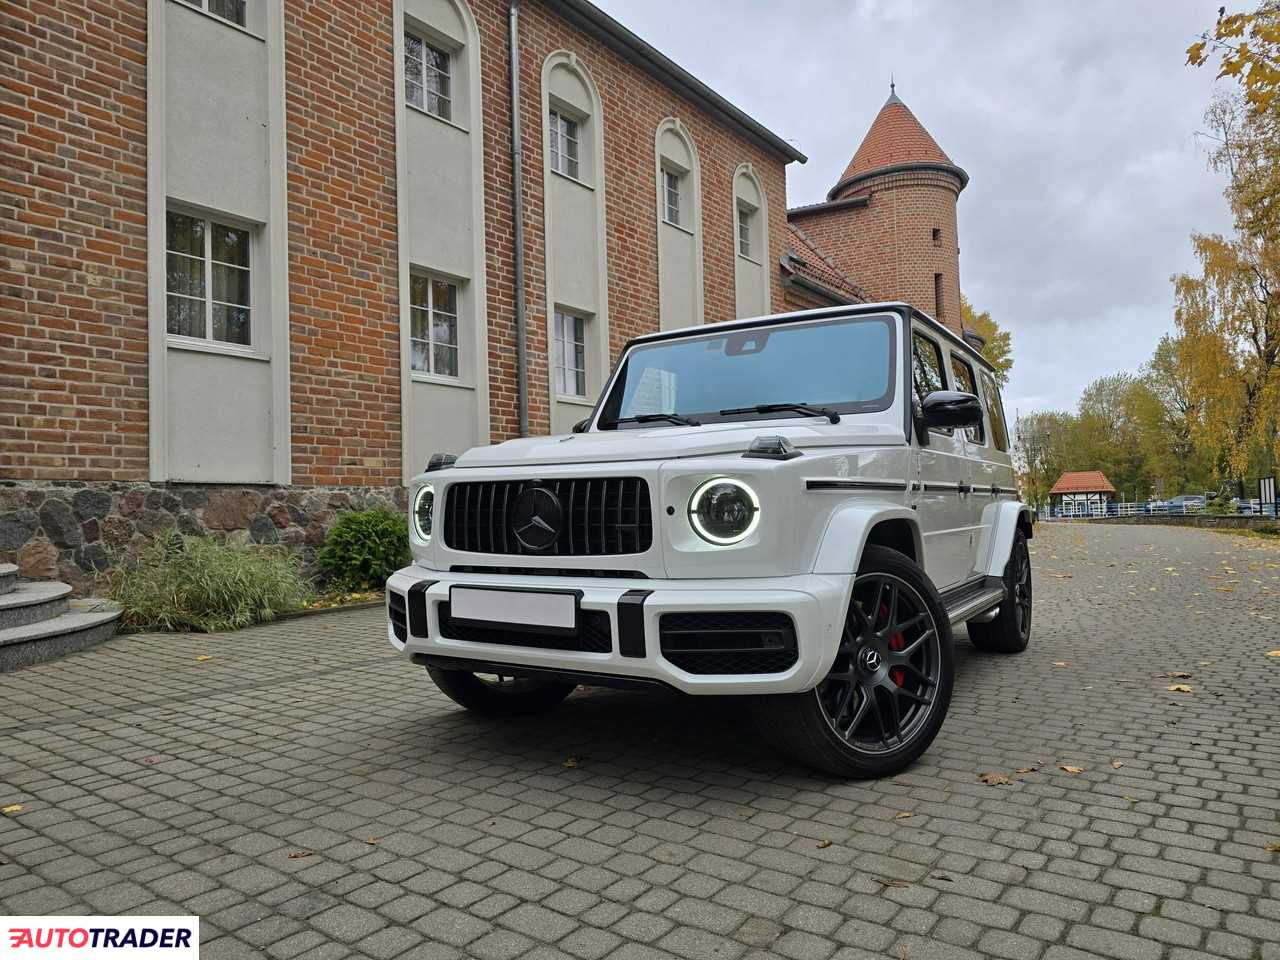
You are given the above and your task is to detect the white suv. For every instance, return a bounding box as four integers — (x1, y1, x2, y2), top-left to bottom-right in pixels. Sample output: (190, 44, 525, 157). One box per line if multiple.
(387, 303, 1033, 778)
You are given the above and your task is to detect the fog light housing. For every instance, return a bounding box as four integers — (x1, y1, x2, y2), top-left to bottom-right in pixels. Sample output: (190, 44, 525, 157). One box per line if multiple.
(688, 477, 760, 545)
(411, 482, 435, 542)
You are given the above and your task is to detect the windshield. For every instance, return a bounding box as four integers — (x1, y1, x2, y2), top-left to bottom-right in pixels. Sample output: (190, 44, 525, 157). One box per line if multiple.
(598, 314, 896, 428)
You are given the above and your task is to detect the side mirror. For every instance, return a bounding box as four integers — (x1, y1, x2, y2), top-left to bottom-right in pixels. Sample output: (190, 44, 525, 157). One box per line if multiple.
(921, 390, 983, 431)
(571, 418, 589, 434)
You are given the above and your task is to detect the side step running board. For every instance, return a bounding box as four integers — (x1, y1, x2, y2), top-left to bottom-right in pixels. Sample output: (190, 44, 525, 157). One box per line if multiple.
(945, 587, 1006, 625)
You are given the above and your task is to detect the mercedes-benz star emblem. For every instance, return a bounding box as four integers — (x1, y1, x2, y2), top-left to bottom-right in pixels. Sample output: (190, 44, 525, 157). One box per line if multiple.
(510, 486, 563, 552)
(859, 648, 882, 673)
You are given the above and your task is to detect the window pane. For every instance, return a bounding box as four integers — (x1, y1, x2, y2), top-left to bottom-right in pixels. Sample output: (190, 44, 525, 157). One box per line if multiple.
(410, 275, 429, 308)
(166, 252, 204, 297)
(411, 339, 429, 372)
(166, 295, 204, 338)
(950, 356, 984, 444)
(207, 0, 246, 26)
(212, 264, 249, 306)
(574, 367, 586, 397)
(406, 80, 423, 110)
(433, 344, 458, 378)
(912, 332, 946, 404)
(212, 304, 250, 345)
(432, 279, 456, 316)
(432, 313, 456, 349)
(211, 223, 249, 267)
(166, 211, 203, 257)
(410, 306, 430, 341)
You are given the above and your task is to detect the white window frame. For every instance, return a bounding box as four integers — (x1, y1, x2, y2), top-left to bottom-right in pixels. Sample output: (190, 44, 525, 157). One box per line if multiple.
(553, 309, 587, 399)
(405, 30, 452, 122)
(548, 109, 580, 180)
(165, 208, 254, 351)
(410, 274, 461, 380)
(663, 168, 682, 227)
(737, 203, 753, 260)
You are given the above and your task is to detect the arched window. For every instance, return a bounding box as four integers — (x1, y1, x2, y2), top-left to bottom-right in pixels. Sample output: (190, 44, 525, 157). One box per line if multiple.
(655, 118, 703, 329)
(541, 52, 609, 433)
(732, 163, 770, 318)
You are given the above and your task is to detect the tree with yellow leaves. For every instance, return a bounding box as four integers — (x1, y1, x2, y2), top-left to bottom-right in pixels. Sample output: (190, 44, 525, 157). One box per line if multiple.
(1187, 2, 1280, 114)
(961, 297, 1013, 387)
(1173, 90, 1279, 484)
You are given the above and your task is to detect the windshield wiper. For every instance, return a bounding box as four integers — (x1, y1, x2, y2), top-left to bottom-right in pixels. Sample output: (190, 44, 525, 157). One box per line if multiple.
(718, 402, 841, 424)
(604, 413, 702, 428)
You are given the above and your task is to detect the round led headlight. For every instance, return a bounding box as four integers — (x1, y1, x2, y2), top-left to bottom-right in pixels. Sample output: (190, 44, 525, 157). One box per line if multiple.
(688, 477, 760, 545)
(411, 482, 435, 542)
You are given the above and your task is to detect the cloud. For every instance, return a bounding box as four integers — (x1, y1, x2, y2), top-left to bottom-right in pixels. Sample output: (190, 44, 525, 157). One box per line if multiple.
(593, 0, 1235, 416)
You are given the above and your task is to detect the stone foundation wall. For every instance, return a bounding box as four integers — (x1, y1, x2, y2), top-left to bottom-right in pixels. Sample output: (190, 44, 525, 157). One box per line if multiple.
(0, 481, 408, 594)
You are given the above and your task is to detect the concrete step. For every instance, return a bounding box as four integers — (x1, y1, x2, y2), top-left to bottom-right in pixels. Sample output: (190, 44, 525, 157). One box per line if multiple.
(0, 564, 16, 596)
(0, 599, 122, 672)
(0, 581, 73, 630)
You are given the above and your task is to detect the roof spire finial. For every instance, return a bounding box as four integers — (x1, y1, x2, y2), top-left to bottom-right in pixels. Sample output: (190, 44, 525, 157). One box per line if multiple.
(890, 75, 895, 95)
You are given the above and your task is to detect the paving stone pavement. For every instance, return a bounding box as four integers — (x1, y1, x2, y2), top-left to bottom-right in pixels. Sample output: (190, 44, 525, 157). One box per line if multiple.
(2, 522, 1279, 960)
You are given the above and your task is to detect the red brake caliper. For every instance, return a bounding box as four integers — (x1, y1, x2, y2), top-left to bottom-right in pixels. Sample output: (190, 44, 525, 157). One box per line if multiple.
(879, 603, 907, 687)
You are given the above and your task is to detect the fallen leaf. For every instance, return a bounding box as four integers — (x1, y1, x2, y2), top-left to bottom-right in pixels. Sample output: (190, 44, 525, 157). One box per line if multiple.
(1, 804, 22, 816)
(816, 839, 832, 849)
(1015, 766, 1038, 774)
(1059, 765, 1085, 775)
(1051, 661, 1067, 667)
(931, 872, 953, 882)
(1111, 760, 1124, 769)
(1267, 651, 1280, 658)
(562, 757, 579, 769)
(1167, 684, 1194, 693)
(364, 837, 379, 845)
(287, 851, 314, 860)
(978, 772, 1012, 786)
(143, 756, 162, 764)
(1266, 842, 1280, 853)
(894, 811, 914, 820)
(1123, 796, 1140, 803)
(1199, 660, 1215, 665)
(1162, 672, 1192, 679)
(874, 877, 908, 888)
(195, 655, 212, 663)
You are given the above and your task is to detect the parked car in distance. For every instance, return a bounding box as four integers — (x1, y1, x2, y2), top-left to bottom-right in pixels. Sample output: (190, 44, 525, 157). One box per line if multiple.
(386, 303, 1035, 778)
(1167, 495, 1205, 512)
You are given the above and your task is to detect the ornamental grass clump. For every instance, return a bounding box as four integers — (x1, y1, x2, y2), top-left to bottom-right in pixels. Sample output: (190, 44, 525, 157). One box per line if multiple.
(103, 534, 314, 633)
(315, 508, 410, 591)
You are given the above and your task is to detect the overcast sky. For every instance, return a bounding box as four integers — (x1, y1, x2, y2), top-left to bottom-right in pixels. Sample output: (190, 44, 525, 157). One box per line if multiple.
(595, 0, 1236, 419)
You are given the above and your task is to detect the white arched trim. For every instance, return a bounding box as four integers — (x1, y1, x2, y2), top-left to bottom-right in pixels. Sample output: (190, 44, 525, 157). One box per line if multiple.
(540, 50, 609, 428)
(392, 0, 490, 481)
(655, 117, 704, 326)
(732, 161, 771, 318)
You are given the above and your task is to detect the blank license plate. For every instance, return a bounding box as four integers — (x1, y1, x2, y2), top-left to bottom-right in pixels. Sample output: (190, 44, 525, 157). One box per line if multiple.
(450, 586, 577, 631)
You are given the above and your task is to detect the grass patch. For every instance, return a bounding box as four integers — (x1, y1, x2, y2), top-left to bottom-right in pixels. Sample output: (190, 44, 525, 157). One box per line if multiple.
(102, 535, 314, 633)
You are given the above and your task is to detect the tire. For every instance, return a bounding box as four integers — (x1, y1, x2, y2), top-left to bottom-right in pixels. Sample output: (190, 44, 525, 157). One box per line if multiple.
(967, 529, 1032, 654)
(750, 545, 955, 779)
(426, 667, 576, 717)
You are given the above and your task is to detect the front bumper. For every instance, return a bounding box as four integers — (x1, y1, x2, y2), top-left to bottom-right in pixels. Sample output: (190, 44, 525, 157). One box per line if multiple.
(385, 565, 852, 695)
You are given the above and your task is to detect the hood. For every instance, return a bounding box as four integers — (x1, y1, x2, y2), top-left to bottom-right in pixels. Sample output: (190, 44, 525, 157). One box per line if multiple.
(453, 420, 906, 468)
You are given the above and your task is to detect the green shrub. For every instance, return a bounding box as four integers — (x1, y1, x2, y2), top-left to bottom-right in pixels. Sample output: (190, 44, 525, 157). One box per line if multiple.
(102, 535, 314, 633)
(316, 508, 410, 590)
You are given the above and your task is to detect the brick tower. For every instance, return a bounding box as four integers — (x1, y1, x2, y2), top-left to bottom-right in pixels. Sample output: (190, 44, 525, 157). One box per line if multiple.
(788, 84, 968, 334)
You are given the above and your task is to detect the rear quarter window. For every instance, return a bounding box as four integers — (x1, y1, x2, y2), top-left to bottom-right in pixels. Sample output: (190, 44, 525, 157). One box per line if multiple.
(949, 353, 984, 445)
(978, 369, 1009, 452)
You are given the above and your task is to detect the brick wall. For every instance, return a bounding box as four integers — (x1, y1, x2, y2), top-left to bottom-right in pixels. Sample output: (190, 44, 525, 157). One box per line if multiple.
(0, 0, 150, 482)
(472, 0, 792, 440)
(791, 168, 964, 334)
(283, 1, 402, 486)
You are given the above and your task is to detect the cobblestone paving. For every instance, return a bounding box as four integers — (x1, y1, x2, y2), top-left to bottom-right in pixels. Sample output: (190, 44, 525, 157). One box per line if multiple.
(2, 523, 1279, 960)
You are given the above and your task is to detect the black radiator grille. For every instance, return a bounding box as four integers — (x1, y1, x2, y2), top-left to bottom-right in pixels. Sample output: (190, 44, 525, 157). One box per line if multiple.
(437, 602, 613, 653)
(659, 611, 798, 675)
(443, 478, 652, 556)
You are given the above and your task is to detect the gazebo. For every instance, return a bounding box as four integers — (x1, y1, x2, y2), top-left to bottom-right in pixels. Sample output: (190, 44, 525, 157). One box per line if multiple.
(1049, 471, 1116, 516)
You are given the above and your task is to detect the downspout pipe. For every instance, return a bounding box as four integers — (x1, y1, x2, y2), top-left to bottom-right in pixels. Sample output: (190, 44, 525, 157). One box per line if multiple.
(508, 0, 529, 437)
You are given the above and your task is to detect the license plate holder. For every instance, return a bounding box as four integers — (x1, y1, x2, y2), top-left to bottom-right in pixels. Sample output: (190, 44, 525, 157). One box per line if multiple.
(449, 585, 582, 636)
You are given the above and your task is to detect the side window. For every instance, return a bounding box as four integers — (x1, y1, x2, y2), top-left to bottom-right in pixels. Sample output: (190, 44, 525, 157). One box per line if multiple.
(979, 369, 1010, 452)
(911, 331, 946, 405)
(949, 354, 984, 445)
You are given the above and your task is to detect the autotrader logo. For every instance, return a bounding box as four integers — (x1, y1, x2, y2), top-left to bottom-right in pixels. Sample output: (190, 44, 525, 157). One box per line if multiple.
(0, 917, 198, 959)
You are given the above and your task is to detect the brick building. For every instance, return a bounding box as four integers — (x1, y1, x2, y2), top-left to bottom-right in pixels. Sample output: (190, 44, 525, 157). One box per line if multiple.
(1, 0, 967, 583)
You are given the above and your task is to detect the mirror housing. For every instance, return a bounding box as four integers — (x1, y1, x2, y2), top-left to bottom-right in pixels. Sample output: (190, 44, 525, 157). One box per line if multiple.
(571, 418, 589, 434)
(921, 390, 983, 431)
